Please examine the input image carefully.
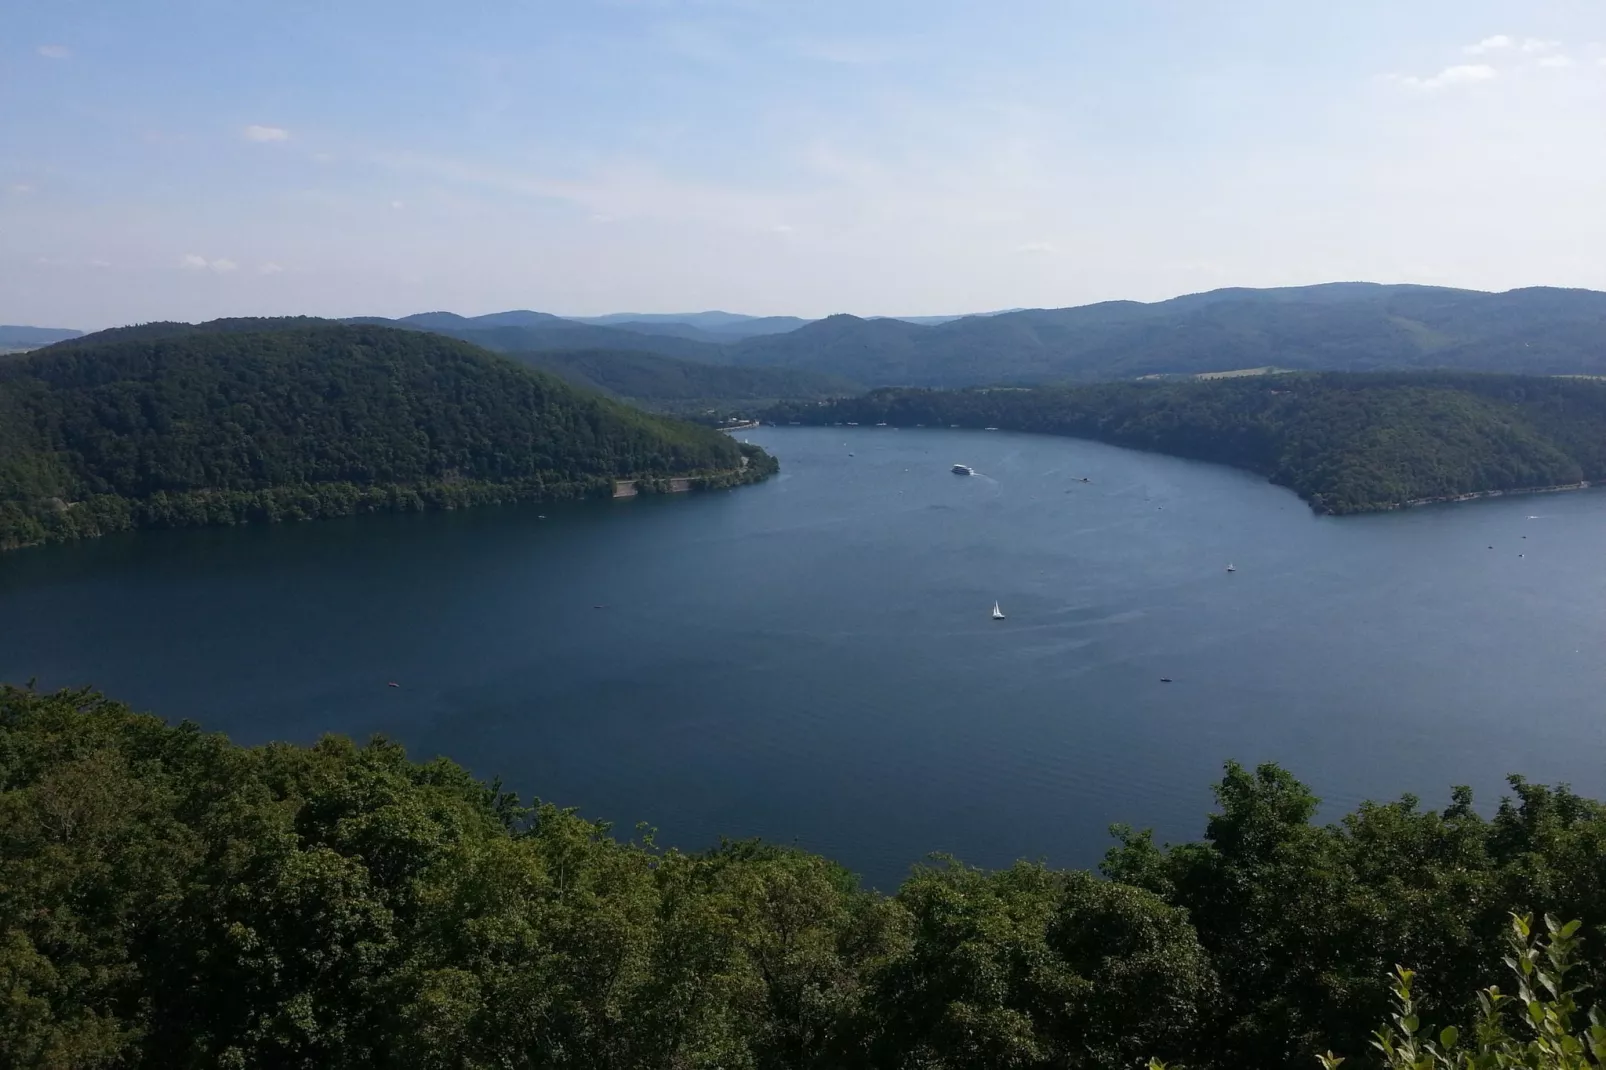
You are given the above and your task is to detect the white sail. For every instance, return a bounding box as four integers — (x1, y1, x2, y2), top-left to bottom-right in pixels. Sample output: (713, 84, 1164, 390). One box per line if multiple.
(992, 601, 1005, 620)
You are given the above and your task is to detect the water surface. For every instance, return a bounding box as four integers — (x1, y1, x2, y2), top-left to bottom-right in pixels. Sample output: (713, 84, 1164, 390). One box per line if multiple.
(4, 427, 1603, 887)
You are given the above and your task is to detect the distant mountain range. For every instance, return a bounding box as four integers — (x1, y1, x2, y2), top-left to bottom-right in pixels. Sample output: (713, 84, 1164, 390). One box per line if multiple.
(722, 283, 1606, 387)
(14, 283, 1606, 386)
(348, 284, 1606, 387)
(0, 325, 82, 351)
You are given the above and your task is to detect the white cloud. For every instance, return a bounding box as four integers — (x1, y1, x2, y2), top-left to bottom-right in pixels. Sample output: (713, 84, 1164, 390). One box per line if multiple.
(258, 262, 284, 275)
(1538, 55, 1574, 68)
(88, 258, 112, 268)
(390, 199, 405, 209)
(35, 44, 70, 59)
(1521, 38, 1561, 53)
(771, 223, 795, 234)
(7, 183, 34, 195)
(1398, 64, 1498, 90)
(243, 124, 289, 142)
(1464, 35, 1512, 55)
(180, 254, 238, 273)
(1015, 241, 1056, 254)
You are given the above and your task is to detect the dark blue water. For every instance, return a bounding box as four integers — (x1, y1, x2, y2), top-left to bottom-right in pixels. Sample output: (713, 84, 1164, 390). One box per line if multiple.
(4, 427, 1604, 888)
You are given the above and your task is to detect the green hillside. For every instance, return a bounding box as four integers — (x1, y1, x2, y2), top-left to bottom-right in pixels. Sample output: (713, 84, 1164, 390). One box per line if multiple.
(504, 347, 855, 409)
(732, 284, 1606, 386)
(352, 315, 731, 362)
(7, 684, 1606, 1068)
(0, 322, 774, 551)
(767, 372, 1606, 513)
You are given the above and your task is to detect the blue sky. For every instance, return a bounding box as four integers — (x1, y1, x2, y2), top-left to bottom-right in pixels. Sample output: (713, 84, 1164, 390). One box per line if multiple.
(6, 0, 1605, 328)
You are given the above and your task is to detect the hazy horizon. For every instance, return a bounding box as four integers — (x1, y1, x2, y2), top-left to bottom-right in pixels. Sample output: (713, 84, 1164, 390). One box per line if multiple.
(15, 278, 1598, 336)
(7, 0, 1605, 330)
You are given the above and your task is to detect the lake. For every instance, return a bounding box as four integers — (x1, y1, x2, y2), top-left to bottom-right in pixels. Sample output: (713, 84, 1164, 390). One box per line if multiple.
(4, 426, 1604, 888)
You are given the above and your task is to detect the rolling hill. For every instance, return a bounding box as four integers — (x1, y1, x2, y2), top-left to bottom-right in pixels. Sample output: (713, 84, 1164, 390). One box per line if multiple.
(0, 325, 83, 351)
(349, 314, 729, 361)
(503, 347, 853, 410)
(732, 284, 1606, 386)
(0, 321, 774, 550)
(568, 311, 812, 339)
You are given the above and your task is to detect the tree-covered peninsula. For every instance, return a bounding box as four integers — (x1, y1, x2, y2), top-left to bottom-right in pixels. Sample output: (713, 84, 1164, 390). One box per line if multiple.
(7, 684, 1606, 1068)
(0, 322, 775, 551)
(766, 372, 1606, 514)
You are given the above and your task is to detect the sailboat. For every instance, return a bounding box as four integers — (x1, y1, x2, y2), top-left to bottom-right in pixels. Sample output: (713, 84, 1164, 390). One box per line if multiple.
(991, 601, 1006, 620)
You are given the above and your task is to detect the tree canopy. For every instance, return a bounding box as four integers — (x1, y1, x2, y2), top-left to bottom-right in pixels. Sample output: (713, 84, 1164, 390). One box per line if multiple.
(8, 685, 1606, 1068)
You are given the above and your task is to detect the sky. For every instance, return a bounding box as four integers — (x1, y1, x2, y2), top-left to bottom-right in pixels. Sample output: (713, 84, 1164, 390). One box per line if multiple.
(5, 0, 1606, 329)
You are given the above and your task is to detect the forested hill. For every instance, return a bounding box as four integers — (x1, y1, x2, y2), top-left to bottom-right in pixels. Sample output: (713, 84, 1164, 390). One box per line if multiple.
(730, 284, 1606, 386)
(505, 347, 854, 410)
(9, 683, 1606, 1068)
(766, 373, 1606, 514)
(0, 322, 774, 551)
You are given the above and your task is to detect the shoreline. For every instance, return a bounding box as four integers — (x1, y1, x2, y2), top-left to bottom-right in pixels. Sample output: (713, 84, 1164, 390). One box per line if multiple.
(1398, 480, 1592, 510)
(761, 421, 1599, 517)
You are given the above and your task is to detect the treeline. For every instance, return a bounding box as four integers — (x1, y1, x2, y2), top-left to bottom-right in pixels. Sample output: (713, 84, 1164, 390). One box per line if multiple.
(0, 322, 775, 551)
(7, 684, 1606, 1068)
(766, 372, 1606, 513)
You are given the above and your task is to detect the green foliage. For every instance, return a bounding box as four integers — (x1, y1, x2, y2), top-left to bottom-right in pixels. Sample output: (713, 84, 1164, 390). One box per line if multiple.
(768, 372, 1606, 513)
(503, 347, 855, 408)
(1318, 914, 1606, 1070)
(0, 322, 774, 550)
(9, 689, 1606, 1068)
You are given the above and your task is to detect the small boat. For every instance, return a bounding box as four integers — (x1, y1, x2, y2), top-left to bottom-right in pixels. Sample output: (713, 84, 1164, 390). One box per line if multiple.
(991, 601, 1006, 620)
(1160, 677, 1173, 683)
(984, 426, 999, 431)
(387, 682, 399, 688)
(875, 422, 888, 427)
(952, 463, 974, 475)
(1225, 563, 1237, 573)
